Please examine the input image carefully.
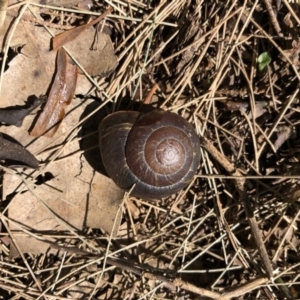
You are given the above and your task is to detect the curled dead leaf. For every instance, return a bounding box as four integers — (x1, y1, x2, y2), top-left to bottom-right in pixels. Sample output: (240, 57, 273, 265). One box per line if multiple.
(0, 134, 38, 169)
(0, 96, 45, 127)
(52, 7, 113, 51)
(30, 48, 78, 137)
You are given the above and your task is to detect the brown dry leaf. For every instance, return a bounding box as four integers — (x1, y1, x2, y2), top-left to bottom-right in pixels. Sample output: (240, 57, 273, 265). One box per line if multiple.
(30, 48, 78, 137)
(0, 134, 39, 169)
(283, 12, 300, 35)
(222, 100, 268, 119)
(223, 100, 249, 111)
(0, 17, 91, 107)
(78, 0, 93, 10)
(289, 187, 300, 203)
(52, 7, 113, 51)
(0, 95, 44, 126)
(97, 273, 129, 300)
(284, 38, 300, 66)
(274, 126, 292, 151)
(0, 19, 56, 105)
(7, 162, 124, 257)
(283, 12, 294, 29)
(0, 0, 8, 32)
(67, 269, 112, 298)
(64, 29, 118, 77)
(68, 278, 95, 298)
(5, 99, 124, 256)
(86, 179, 123, 232)
(0, 18, 123, 255)
(126, 199, 140, 219)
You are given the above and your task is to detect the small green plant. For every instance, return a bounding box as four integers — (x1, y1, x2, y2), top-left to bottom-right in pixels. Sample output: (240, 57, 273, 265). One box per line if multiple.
(257, 51, 272, 72)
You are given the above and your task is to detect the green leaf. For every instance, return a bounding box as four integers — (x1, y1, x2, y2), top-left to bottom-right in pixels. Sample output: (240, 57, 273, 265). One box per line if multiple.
(257, 51, 272, 72)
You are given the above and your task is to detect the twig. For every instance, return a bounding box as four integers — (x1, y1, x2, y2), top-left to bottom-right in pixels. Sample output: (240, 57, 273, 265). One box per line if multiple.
(6, 9, 74, 30)
(263, 0, 283, 37)
(46, 240, 225, 299)
(221, 276, 269, 299)
(143, 83, 159, 104)
(282, 0, 300, 28)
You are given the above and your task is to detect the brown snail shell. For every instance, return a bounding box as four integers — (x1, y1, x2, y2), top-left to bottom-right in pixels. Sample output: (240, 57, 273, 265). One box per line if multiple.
(98, 109, 200, 199)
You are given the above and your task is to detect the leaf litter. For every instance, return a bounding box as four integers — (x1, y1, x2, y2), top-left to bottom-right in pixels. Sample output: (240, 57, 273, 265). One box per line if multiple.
(30, 48, 78, 137)
(0, 0, 122, 262)
(0, 1, 300, 299)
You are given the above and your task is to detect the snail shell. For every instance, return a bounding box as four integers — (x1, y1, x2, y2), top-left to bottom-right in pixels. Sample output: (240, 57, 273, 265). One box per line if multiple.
(98, 109, 200, 199)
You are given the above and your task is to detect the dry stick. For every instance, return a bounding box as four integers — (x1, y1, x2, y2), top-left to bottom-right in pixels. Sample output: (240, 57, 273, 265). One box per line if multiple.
(263, 0, 283, 37)
(199, 135, 274, 279)
(145, 274, 225, 300)
(282, 0, 300, 27)
(6, 9, 74, 29)
(143, 83, 159, 104)
(221, 276, 269, 299)
(45, 241, 225, 300)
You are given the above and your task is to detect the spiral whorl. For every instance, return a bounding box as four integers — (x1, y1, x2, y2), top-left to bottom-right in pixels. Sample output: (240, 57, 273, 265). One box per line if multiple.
(99, 109, 200, 199)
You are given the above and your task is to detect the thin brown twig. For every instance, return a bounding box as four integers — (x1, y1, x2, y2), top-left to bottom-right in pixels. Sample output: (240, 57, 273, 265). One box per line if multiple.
(6, 9, 74, 30)
(44, 240, 270, 300)
(221, 276, 269, 299)
(263, 0, 283, 37)
(143, 83, 159, 104)
(45, 241, 225, 299)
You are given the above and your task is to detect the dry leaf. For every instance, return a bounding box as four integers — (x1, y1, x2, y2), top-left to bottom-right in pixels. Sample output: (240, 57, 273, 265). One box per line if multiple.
(68, 278, 95, 298)
(6, 98, 124, 256)
(0, 17, 91, 111)
(78, 0, 93, 10)
(0, 0, 8, 32)
(1, 7, 123, 257)
(30, 48, 78, 137)
(222, 100, 268, 119)
(0, 19, 57, 110)
(52, 7, 113, 51)
(0, 20, 121, 255)
(0, 134, 38, 168)
(86, 177, 123, 233)
(274, 126, 292, 151)
(283, 38, 300, 66)
(62, 29, 118, 77)
(223, 100, 249, 111)
(0, 96, 45, 127)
